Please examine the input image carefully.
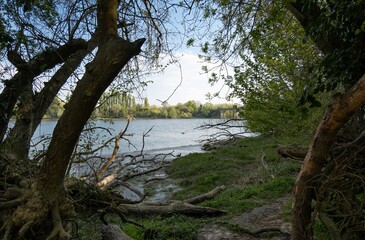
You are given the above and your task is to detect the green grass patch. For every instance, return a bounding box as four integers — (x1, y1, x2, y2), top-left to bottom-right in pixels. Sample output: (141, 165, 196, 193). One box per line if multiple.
(77, 135, 303, 240)
(201, 176, 295, 214)
(77, 214, 201, 240)
(122, 215, 201, 240)
(168, 135, 300, 204)
(280, 200, 293, 222)
(77, 217, 103, 240)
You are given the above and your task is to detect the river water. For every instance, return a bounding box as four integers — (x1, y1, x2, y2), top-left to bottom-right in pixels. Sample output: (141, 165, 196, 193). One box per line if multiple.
(30, 118, 248, 201)
(31, 118, 247, 157)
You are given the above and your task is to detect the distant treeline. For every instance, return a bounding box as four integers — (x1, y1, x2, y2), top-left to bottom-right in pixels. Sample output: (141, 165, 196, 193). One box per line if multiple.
(44, 92, 239, 119)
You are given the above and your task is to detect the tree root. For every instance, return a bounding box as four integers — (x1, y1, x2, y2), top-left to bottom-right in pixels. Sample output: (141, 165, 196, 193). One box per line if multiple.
(18, 220, 35, 239)
(1, 215, 14, 240)
(46, 204, 71, 240)
(0, 197, 27, 209)
(0, 182, 76, 240)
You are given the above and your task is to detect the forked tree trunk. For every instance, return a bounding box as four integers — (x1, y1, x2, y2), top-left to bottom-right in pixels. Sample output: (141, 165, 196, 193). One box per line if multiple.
(0, 40, 87, 141)
(38, 0, 145, 197)
(38, 41, 145, 200)
(9, 1, 147, 238)
(5, 37, 97, 160)
(292, 73, 365, 240)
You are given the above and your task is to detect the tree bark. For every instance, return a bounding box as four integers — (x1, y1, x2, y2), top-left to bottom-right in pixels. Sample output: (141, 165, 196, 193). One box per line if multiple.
(37, 0, 145, 217)
(119, 201, 226, 217)
(5, 37, 97, 160)
(38, 35, 145, 202)
(292, 73, 365, 240)
(0, 39, 88, 141)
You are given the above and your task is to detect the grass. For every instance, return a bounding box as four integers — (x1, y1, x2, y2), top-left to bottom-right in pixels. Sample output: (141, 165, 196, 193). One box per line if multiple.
(201, 176, 295, 214)
(77, 135, 304, 239)
(168, 135, 299, 203)
(122, 215, 201, 240)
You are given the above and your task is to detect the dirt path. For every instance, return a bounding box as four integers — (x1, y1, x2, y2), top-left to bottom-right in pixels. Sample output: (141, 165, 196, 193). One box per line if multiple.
(197, 196, 292, 240)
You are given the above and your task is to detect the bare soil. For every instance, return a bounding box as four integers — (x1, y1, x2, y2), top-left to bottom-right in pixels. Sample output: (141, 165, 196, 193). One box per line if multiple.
(197, 196, 292, 240)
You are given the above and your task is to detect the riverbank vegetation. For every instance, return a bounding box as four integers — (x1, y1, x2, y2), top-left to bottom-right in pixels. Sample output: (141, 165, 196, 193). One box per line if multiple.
(44, 94, 239, 119)
(1, 0, 365, 239)
(75, 135, 306, 240)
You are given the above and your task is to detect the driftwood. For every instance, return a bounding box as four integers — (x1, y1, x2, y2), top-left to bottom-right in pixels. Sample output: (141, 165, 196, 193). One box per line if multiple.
(97, 188, 227, 239)
(185, 185, 225, 204)
(119, 201, 226, 217)
(198, 119, 248, 151)
(144, 176, 168, 183)
(97, 119, 130, 179)
(277, 145, 308, 161)
(119, 186, 226, 217)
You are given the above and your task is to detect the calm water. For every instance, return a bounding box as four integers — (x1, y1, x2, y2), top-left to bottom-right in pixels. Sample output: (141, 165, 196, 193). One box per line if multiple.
(31, 118, 247, 156)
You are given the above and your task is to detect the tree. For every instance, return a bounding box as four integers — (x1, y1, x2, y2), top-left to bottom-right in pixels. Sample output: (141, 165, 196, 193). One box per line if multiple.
(0, 0, 96, 161)
(187, 0, 365, 238)
(0, 0, 175, 238)
(228, 3, 325, 137)
(286, 1, 365, 239)
(144, 97, 150, 109)
(167, 106, 178, 118)
(3, 1, 144, 238)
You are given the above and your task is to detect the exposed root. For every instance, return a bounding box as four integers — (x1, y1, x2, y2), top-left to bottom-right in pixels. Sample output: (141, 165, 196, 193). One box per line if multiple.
(0, 187, 31, 210)
(46, 204, 71, 240)
(0, 197, 27, 210)
(1, 216, 14, 240)
(18, 220, 35, 239)
(0, 181, 76, 240)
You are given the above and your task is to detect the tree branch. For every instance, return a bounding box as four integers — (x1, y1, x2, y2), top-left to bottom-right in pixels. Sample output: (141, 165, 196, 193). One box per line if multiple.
(292, 73, 365, 239)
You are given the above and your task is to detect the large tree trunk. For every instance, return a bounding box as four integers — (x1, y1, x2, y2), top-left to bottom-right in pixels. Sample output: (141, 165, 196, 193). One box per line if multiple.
(1, 1, 145, 239)
(32, 0, 144, 238)
(0, 39, 88, 141)
(286, 1, 365, 239)
(292, 73, 365, 240)
(35, 36, 144, 237)
(38, 19, 144, 207)
(5, 37, 97, 160)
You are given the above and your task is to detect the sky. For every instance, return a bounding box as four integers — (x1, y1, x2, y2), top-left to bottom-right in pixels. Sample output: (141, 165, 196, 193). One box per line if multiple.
(141, 52, 238, 106)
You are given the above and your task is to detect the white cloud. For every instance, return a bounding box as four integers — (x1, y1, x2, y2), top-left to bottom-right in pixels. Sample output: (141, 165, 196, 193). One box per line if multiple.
(143, 52, 237, 106)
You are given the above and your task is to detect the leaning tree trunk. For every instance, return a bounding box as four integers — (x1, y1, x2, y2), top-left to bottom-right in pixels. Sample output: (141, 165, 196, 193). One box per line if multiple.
(5, 37, 97, 160)
(6, 1, 145, 239)
(292, 73, 365, 240)
(0, 40, 87, 141)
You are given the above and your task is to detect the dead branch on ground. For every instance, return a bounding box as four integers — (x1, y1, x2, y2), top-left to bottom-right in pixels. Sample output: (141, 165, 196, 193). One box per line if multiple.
(184, 185, 225, 204)
(277, 145, 308, 161)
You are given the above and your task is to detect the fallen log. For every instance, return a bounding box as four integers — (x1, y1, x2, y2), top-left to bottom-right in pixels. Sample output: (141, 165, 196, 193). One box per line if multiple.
(184, 185, 225, 204)
(277, 145, 308, 161)
(144, 176, 168, 183)
(119, 201, 226, 217)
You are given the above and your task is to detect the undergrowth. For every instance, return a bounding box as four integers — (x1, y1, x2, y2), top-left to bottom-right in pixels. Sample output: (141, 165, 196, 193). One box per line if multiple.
(78, 135, 308, 239)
